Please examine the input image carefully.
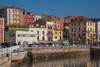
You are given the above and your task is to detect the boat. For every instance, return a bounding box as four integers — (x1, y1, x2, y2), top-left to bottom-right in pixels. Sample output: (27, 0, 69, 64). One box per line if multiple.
(11, 50, 27, 62)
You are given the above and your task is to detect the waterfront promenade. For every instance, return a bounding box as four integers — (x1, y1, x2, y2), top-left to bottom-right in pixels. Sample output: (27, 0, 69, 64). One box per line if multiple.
(0, 45, 100, 67)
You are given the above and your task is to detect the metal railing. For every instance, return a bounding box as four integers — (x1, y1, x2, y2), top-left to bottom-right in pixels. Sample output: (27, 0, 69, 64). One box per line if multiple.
(0, 46, 20, 58)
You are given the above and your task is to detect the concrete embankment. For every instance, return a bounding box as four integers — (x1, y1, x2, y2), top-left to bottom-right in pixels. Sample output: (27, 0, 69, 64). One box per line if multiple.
(27, 46, 90, 60)
(0, 55, 11, 67)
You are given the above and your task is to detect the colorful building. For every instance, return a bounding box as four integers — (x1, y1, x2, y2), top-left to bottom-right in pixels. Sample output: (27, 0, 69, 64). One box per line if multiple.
(68, 16, 96, 44)
(0, 6, 23, 25)
(95, 21, 100, 43)
(42, 14, 64, 30)
(0, 18, 4, 44)
(34, 19, 54, 41)
(54, 29, 63, 41)
(5, 31, 37, 44)
(23, 10, 35, 25)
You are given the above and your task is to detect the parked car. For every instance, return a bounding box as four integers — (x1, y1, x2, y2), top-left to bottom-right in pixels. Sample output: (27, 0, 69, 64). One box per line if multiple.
(44, 43, 50, 47)
(38, 43, 44, 47)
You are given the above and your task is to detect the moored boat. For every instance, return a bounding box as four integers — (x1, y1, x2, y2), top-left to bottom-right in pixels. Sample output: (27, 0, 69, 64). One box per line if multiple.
(12, 50, 27, 62)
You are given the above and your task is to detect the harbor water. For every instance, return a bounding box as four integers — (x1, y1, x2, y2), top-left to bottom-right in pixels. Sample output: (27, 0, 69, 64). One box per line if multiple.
(11, 55, 100, 67)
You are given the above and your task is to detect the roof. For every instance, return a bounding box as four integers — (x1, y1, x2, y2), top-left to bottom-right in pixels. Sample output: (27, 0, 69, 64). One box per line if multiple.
(0, 6, 23, 10)
(63, 16, 95, 23)
(42, 14, 61, 20)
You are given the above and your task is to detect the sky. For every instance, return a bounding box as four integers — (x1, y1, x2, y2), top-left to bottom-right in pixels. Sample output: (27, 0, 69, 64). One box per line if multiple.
(0, 0, 100, 18)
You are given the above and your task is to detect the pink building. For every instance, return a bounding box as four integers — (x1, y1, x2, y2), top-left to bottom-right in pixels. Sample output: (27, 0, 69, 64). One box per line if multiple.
(23, 11, 35, 25)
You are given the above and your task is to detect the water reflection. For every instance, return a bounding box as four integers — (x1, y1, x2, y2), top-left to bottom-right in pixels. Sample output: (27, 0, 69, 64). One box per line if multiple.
(11, 56, 100, 67)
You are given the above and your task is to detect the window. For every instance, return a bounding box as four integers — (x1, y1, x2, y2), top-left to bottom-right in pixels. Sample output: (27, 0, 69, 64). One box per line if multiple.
(9, 10, 11, 13)
(42, 31, 45, 35)
(12, 34, 14, 37)
(9, 14, 11, 17)
(37, 36, 39, 40)
(83, 33, 85, 36)
(84, 28, 86, 32)
(9, 18, 11, 21)
(42, 36, 45, 40)
(13, 10, 14, 13)
(79, 28, 80, 32)
(60, 36, 62, 40)
(90, 28, 92, 32)
(60, 32, 61, 34)
(0, 10, 1, 13)
(55, 32, 57, 34)
(79, 34, 80, 37)
(79, 23, 80, 26)
(9, 34, 11, 37)
(37, 31, 39, 35)
(72, 28, 73, 32)
(74, 24, 76, 26)
(74, 28, 76, 32)
(90, 23, 92, 26)
(72, 24, 73, 26)
(84, 23, 86, 25)
(88, 23, 89, 26)
(18, 34, 20, 37)
(31, 30, 34, 32)
(55, 36, 57, 39)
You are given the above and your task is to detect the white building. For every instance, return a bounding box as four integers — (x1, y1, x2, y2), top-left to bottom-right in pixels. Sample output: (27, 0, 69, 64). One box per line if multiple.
(33, 19, 54, 42)
(0, 6, 23, 25)
(5, 31, 37, 44)
(29, 25, 47, 43)
(96, 21, 100, 42)
(34, 15, 42, 22)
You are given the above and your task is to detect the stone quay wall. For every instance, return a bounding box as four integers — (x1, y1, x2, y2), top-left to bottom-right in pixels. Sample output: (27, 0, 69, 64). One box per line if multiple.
(27, 46, 90, 59)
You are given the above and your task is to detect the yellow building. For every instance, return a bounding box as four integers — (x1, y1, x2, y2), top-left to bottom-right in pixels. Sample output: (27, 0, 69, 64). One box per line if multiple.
(69, 21, 96, 45)
(53, 29, 63, 41)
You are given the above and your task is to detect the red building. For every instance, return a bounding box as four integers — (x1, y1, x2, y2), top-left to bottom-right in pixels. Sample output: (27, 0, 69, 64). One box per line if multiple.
(0, 18, 4, 44)
(23, 11, 35, 25)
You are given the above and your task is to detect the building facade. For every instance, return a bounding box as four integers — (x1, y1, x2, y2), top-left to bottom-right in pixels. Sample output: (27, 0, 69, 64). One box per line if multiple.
(0, 18, 4, 44)
(29, 25, 47, 43)
(69, 21, 96, 44)
(23, 11, 35, 25)
(54, 29, 63, 41)
(0, 6, 23, 25)
(5, 31, 37, 44)
(42, 14, 64, 30)
(34, 19, 54, 41)
(96, 21, 100, 43)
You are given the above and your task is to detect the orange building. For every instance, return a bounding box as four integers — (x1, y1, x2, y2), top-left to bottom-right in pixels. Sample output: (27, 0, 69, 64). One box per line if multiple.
(0, 18, 4, 44)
